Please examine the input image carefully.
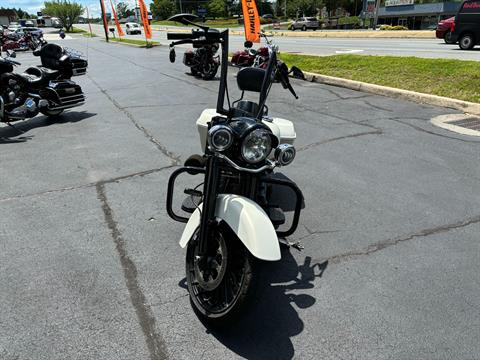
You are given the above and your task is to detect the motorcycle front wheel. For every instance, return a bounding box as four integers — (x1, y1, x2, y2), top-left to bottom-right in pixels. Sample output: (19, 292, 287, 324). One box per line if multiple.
(186, 224, 256, 324)
(201, 62, 219, 80)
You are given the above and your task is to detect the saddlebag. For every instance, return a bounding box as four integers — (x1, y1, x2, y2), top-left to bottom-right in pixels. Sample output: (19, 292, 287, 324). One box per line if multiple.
(47, 81, 85, 110)
(183, 51, 195, 66)
(71, 58, 88, 76)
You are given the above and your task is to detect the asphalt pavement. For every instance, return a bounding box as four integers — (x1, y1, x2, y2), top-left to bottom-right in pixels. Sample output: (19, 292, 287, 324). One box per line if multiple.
(1, 37, 480, 360)
(75, 24, 480, 61)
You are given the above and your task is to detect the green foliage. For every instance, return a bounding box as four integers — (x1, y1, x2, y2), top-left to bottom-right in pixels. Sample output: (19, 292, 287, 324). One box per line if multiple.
(116, 2, 133, 18)
(208, 0, 227, 18)
(280, 53, 480, 103)
(286, 0, 323, 18)
(150, 0, 176, 20)
(338, 16, 360, 25)
(42, 0, 83, 32)
(380, 25, 409, 30)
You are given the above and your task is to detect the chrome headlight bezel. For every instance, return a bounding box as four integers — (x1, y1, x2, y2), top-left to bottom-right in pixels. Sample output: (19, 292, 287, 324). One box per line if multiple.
(208, 124, 233, 152)
(241, 128, 273, 164)
(274, 144, 296, 166)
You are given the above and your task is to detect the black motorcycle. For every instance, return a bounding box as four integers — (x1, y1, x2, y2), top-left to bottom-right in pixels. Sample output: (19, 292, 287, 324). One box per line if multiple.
(166, 14, 304, 324)
(0, 43, 87, 124)
(168, 15, 220, 80)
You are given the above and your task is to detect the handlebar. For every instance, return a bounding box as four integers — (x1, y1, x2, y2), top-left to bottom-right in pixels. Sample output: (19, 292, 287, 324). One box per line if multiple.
(167, 32, 197, 40)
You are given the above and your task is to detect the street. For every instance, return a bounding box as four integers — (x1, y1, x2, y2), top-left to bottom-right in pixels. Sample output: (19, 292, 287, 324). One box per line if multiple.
(1, 36, 480, 360)
(75, 23, 480, 61)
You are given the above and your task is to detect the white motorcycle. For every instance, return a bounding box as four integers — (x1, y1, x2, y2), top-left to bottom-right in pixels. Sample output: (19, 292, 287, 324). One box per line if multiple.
(166, 14, 303, 324)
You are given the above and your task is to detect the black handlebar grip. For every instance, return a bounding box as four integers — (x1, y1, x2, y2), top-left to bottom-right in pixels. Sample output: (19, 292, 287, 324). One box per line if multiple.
(167, 32, 194, 40)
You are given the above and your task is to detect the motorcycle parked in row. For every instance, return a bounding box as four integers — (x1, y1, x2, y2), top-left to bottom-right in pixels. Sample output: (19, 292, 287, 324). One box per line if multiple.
(0, 43, 87, 124)
(0, 30, 39, 51)
(231, 33, 305, 80)
(166, 14, 304, 324)
(168, 14, 220, 80)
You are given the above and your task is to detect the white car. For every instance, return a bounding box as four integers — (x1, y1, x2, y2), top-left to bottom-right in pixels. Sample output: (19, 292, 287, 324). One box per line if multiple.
(8, 23, 20, 32)
(125, 22, 141, 35)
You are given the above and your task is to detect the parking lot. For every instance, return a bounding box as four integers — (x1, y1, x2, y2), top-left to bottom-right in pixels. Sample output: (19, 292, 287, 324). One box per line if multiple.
(1, 37, 480, 359)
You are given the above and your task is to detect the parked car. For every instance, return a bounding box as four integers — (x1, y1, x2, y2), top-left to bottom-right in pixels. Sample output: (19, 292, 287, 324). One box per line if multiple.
(451, 0, 480, 50)
(125, 22, 141, 35)
(15, 27, 43, 38)
(291, 17, 320, 31)
(7, 23, 20, 32)
(436, 16, 455, 43)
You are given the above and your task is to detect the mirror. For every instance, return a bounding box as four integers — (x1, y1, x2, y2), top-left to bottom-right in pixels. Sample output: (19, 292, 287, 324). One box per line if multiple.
(59, 30, 65, 39)
(168, 14, 199, 25)
(169, 47, 176, 63)
(9, 51, 17, 58)
(244, 41, 253, 48)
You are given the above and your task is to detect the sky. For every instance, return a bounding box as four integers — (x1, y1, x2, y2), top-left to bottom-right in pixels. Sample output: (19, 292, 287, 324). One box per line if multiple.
(1, 0, 154, 17)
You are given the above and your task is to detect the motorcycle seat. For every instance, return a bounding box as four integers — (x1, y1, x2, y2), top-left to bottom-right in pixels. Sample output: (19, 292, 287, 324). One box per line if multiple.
(20, 66, 60, 84)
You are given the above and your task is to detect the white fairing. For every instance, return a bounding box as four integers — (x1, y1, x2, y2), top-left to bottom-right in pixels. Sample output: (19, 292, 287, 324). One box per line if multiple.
(196, 109, 296, 152)
(179, 194, 281, 261)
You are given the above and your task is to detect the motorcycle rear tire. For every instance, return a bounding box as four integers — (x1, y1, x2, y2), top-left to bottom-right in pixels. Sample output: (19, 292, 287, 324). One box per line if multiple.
(186, 224, 257, 325)
(191, 68, 198, 76)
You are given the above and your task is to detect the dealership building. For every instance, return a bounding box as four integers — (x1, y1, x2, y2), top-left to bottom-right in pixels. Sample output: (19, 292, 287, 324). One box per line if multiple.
(376, 0, 461, 29)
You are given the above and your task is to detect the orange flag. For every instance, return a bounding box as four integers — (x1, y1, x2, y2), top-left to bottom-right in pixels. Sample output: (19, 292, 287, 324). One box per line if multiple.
(138, 0, 152, 40)
(241, 0, 261, 43)
(110, 0, 125, 37)
(86, 7, 93, 36)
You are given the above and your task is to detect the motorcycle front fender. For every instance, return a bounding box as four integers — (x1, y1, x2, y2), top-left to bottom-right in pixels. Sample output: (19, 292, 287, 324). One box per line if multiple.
(179, 194, 281, 261)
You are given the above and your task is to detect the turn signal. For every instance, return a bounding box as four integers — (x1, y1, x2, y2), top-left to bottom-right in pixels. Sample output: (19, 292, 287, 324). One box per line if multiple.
(274, 144, 296, 166)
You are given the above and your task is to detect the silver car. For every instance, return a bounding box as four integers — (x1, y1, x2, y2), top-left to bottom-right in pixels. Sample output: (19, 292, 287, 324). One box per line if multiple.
(291, 17, 320, 31)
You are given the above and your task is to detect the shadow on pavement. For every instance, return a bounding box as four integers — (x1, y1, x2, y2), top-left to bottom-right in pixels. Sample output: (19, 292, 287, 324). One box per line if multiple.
(0, 111, 96, 143)
(190, 250, 328, 359)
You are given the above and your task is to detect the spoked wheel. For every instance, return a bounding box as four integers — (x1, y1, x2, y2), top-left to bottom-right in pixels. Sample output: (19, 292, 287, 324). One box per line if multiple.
(186, 224, 256, 324)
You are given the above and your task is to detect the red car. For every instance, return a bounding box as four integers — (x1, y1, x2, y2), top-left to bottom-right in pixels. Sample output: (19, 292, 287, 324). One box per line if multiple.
(436, 16, 456, 44)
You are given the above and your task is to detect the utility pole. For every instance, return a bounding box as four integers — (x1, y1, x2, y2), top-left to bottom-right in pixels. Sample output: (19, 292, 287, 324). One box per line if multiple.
(179, 0, 183, 13)
(284, 0, 287, 18)
(373, 0, 381, 28)
(99, 0, 109, 42)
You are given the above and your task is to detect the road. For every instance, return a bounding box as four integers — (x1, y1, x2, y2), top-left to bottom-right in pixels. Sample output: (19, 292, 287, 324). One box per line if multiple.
(73, 24, 480, 61)
(1, 36, 480, 359)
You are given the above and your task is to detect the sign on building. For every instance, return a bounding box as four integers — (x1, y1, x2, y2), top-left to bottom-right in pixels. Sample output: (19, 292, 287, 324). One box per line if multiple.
(385, 0, 414, 7)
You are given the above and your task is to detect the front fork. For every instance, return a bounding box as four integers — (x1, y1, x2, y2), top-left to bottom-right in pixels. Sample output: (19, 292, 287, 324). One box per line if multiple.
(198, 155, 219, 256)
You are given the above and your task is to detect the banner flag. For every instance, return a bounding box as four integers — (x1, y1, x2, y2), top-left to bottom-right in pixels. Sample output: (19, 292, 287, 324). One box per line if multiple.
(241, 0, 261, 43)
(86, 7, 93, 36)
(138, 0, 152, 40)
(110, 0, 125, 37)
(99, 0, 109, 40)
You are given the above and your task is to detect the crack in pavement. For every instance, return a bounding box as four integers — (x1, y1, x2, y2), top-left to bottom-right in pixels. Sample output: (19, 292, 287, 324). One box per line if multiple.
(0, 165, 175, 203)
(297, 130, 382, 152)
(96, 183, 168, 360)
(311, 214, 480, 265)
(389, 117, 480, 144)
(87, 75, 181, 165)
(363, 100, 394, 113)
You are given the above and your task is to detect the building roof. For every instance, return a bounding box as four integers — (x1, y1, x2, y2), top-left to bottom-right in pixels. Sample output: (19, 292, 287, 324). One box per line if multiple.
(378, 1, 461, 16)
(0, 9, 17, 18)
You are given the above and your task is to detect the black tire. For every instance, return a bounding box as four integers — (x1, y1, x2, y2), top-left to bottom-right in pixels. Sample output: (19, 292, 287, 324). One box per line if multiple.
(190, 67, 198, 76)
(302, 25, 307, 31)
(459, 33, 475, 50)
(202, 62, 219, 80)
(444, 31, 454, 44)
(186, 224, 257, 325)
(291, 27, 295, 31)
(40, 108, 64, 117)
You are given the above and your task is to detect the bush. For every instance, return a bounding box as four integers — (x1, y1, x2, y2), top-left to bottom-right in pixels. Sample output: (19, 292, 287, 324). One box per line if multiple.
(380, 25, 409, 30)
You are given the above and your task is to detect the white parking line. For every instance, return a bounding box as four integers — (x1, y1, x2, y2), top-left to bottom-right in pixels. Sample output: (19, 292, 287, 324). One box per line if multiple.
(43, 34, 73, 40)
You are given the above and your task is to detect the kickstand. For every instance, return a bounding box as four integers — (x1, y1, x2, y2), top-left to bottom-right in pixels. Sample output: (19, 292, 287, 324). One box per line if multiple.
(7, 122, 25, 135)
(279, 238, 304, 251)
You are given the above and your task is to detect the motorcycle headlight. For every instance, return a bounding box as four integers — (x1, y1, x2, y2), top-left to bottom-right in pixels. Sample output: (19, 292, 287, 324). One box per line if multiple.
(241, 129, 272, 164)
(208, 125, 233, 152)
(274, 144, 296, 166)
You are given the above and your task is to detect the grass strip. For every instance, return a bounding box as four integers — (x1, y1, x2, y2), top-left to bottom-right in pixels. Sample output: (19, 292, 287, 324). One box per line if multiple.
(151, 19, 240, 28)
(280, 54, 480, 103)
(69, 27, 87, 33)
(109, 38, 160, 47)
(82, 32, 97, 37)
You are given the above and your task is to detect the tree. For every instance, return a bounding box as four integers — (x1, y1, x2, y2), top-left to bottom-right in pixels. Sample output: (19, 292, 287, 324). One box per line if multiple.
(43, 0, 84, 32)
(116, 2, 132, 19)
(150, 0, 176, 20)
(208, 0, 227, 18)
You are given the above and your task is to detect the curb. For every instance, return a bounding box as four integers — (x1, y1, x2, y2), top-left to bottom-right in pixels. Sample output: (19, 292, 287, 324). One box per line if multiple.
(302, 71, 480, 116)
(102, 39, 161, 48)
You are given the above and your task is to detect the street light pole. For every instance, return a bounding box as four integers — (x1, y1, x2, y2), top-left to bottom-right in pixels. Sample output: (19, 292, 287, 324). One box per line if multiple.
(373, 0, 381, 28)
